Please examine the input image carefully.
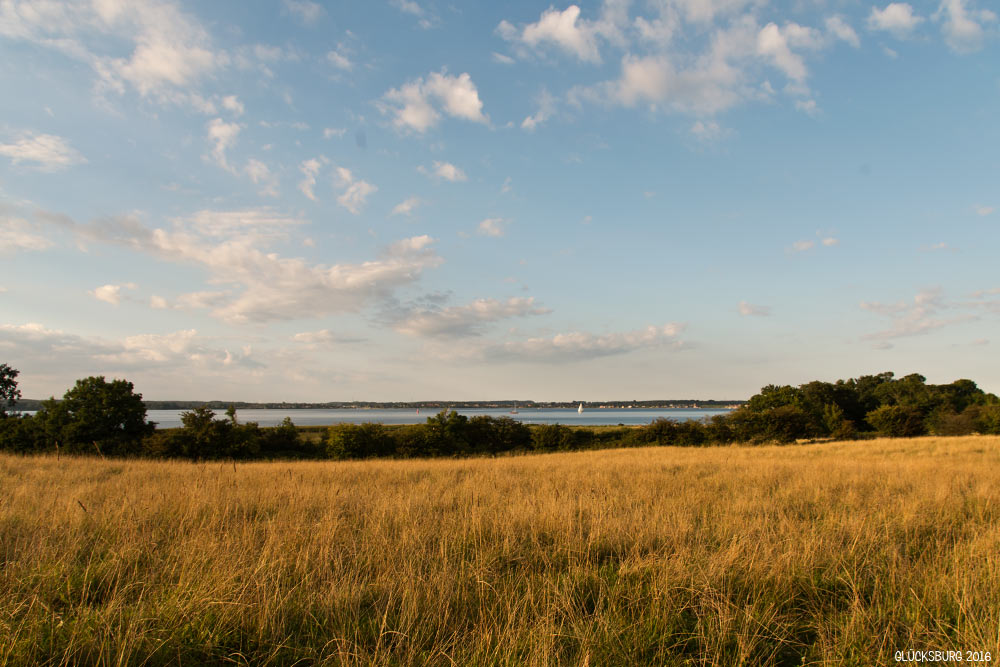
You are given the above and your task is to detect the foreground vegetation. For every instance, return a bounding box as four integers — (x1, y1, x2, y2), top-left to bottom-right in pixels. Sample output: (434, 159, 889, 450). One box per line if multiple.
(1, 436, 998, 665)
(3, 364, 1000, 461)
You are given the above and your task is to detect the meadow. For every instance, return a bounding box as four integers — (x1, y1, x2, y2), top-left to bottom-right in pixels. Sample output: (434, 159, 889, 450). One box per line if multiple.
(1, 436, 998, 666)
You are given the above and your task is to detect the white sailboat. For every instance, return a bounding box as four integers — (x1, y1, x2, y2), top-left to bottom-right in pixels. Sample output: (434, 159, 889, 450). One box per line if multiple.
(577, 403, 584, 414)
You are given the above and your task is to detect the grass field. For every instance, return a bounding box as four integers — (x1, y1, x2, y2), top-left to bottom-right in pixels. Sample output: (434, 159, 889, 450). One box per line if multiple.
(2, 436, 999, 666)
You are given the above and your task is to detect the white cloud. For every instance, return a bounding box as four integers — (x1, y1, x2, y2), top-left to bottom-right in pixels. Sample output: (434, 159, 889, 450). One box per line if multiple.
(152, 290, 230, 310)
(391, 197, 423, 216)
(790, 240, 815, 252)
(821, 237, 839, 246)
(0, 0, 227, 111)
(0, 212, 54, 253)
(298, 157, 326, 201)
(323, 127, 347, 139)
(379, 80, 439, 133)
(380, 70, 488, 133)
(332, 166, 377, 214)
(327, 48, 353, 71)
(936, 0, 994, 53)
(975, 205, 995, 216)
(0, 322, 266, 394)
(690, 119, 728, 142)
(498, 2, 629, 63)
(671, 0, 760, 24)
(738, 301, 771, 316)
(39, 208, 444, 324)
(181, 208, 304, 238)
(569, 43, 747, 116)
(795, 99, 819, 115)
(206, 118, 241, 171)
(221, 95, 244, 116)
(424, 72, 487, 122)
(291, 329, 363, 345)
(421, 161, 467, 182)
(392, 0, 424, 16)
(868, 3, 924, 36)
(90, 282, 137, 305)
(338, 181, 377, 215)
(757, 22, 824, 83)
(521, 89, 557, 131)
(492, 51, 515, 64)
(480, 323, 687, 362)
(283, 0, 323, 24)
(861, 288, 974, 340)
(0, 132, 86, 171)
(393, 297, 550, 337)
(508, 5, 602, 62)
(477, 218, 507, 237)
(245, 159, 279, 197)
(825, 15, 860, 47)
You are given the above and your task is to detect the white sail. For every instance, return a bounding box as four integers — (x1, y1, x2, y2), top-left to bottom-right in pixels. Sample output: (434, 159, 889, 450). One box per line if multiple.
(577, 403, 584, 413)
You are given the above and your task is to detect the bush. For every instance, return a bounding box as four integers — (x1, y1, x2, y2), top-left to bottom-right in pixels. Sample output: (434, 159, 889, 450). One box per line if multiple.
(467, 415, 531, 454)
(973, 405, 1000, 435)
(928, 407, 979, 436)
(261, 417, 313, 458)
(531, 423, 575, 451)
(0, 414, 44, 452)
(327, 422, 394, 459)
(865, 405, 926, 437)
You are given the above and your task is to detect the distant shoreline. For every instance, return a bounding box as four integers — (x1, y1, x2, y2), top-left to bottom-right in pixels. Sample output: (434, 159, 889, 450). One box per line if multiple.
(14, 398, 745, 411)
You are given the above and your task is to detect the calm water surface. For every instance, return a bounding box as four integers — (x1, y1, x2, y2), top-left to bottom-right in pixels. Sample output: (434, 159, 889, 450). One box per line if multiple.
(146, 407, 732, 429)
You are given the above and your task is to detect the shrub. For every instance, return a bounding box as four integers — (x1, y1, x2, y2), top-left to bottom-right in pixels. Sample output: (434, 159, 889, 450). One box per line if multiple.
(327, 422, 394, 459)
(261, 417, 312, 458)
(531, 423, 575, 451)
(865, 405, 926, 437)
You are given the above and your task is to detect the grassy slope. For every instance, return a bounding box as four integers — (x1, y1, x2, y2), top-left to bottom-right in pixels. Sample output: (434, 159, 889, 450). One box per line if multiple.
(1, 437, 998, 666)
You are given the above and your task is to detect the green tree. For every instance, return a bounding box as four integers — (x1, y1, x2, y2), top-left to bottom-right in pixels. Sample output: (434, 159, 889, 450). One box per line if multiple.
(0, 363, 21, 418)
(865, 405, 926, 437)
(34, 376, 155, 456)
(327, 422, 393, 459)
(531, 423, 575, 451)
(744, 384, 803, 413)
(424, 410, 471, 456)
(260, 416, 310, 458)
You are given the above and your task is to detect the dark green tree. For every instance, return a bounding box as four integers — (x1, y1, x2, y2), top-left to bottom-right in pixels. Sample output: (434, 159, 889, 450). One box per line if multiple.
(424, 410, 471, 455)
(865, 405, 926, 437)
(327, 422, 393, 459)
(531, 423, 575, 451)
(260, 416, 310, 458)
(33, 376, 155, 455)
(0, 363, 21, 418)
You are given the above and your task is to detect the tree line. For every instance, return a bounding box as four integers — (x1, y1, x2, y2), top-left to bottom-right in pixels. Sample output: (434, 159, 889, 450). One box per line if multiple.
(2, 363, 999, 461)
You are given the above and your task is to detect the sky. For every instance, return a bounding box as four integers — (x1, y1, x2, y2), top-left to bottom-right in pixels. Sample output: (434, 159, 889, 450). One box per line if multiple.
(0, 0, 998, 402)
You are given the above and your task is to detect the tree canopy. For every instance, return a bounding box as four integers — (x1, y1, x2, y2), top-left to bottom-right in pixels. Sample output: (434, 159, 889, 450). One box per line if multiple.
(0, 363, 20, 418)
(33, 376, 155, 456)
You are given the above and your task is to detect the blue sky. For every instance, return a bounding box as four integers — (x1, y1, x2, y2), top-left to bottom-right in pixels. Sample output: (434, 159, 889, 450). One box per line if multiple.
(1, 0, 997, 401)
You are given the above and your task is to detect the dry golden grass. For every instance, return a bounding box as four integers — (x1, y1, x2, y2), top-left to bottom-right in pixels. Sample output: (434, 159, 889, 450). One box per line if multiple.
(2, 436, 999, 666)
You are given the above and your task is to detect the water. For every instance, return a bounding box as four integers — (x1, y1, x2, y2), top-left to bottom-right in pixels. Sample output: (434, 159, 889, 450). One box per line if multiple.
(144, 407, 733, 429)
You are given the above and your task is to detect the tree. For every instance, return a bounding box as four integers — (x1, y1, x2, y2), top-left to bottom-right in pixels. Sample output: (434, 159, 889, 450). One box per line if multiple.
(865, 405, 926, 438)
(34, 376, 155, 456)
(327, 422, 393, 459)
(424, 410, 471, 455)
(0, 363, 21, 418)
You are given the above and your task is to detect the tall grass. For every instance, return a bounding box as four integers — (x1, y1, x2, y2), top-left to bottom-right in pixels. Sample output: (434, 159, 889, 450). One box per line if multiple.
(2, 436, 999, 665)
